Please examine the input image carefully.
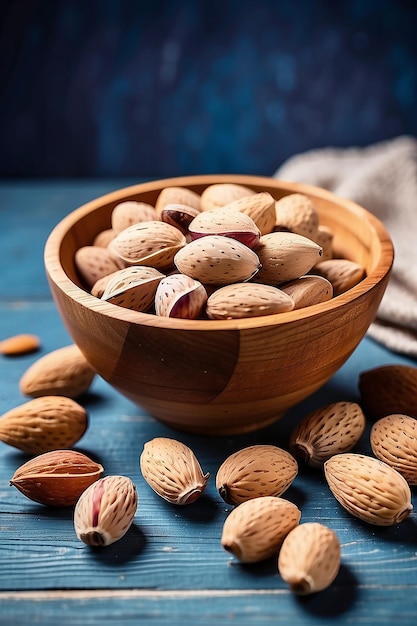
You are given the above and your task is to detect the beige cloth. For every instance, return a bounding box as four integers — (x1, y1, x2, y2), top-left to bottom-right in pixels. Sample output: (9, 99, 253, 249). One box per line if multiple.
(274, 135, 417, 358)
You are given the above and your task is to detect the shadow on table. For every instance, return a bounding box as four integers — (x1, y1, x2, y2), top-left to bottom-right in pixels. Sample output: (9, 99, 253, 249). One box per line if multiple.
(295, 564, 358, 616)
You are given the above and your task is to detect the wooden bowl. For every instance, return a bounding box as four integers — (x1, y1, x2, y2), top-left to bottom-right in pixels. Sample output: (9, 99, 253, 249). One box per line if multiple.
(44, 175, 393, 435)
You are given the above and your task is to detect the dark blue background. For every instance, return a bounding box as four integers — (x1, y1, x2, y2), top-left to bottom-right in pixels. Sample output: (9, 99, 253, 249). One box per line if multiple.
(2, 0, 417, 178)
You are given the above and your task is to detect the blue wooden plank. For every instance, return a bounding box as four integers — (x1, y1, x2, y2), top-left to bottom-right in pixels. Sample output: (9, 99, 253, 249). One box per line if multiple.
(1, 586, 417, 626)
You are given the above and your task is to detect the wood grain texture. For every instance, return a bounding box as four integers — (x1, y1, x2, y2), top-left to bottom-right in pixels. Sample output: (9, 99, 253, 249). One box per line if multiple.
(0, 180, 416, 625)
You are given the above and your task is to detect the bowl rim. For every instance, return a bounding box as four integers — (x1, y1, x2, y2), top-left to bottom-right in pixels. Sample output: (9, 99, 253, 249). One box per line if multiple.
(44, 174, 394, 331)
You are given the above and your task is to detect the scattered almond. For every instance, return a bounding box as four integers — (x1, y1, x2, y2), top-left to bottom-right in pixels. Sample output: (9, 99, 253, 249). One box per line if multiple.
(278, 522, 341, 595)
(19, 344, 96, 399)
(0, 334, 41, 356)
(370, 414, 417, 485)
(0, 396, 88, 454)
(140, 437, 210, 505)
(359, 364, 417, 420)
(74, 475, 138, 547)
(221, 496, 301, 563)
(10, 449, 104, 506)
(290, 401, 366, 467)
(324, 453, 413, 526)
(216, 444, 298, 505)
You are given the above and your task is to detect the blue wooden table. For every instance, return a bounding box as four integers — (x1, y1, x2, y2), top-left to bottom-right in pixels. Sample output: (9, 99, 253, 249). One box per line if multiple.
(1, 180, 416, 625)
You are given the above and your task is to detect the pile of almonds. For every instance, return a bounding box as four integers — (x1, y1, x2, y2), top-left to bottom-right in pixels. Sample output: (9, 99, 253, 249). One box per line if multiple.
(1, 340, 417, 595)
(74, 183, 366, 320)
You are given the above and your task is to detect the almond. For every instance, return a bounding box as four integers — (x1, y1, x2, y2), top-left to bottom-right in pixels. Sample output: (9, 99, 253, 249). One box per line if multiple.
(216, 444, 298, 505)
(160, 203, 201, 235)
(154, 274, 207, 319)
(254, 232, 322, 285)
(314, 259, 365, 295)
(221, 496, 301, 563)
(174, 235, 261, 285)
(75, 246, 122, 289)
(101, 266, 165, 312)
(10, 449, 104, 506)
(206, 283, 294, 320)
(189, 209, 261, 249)
(275, 193, 319, 240)
(140, 437, 210, 505)
(0, 334, 41, 356)
(313, 225, 334, 263)
(74, 475, 138, 546)
(370, 414, 417, 485)
(278, 522, 341, 595)
(155, 186, 201, 218)
(359, 364, 417, 420)
(280, 275, 333, 309)
(200, 183, 255, 212)
(324, 453, 413, 526)
(19, 344, 96, 399)
(289, 401, 366, 467)
(111, 201, 157, 234)
(93, 228, 115, 248)
(220, 192, 276, 235)
(109, 221, 186, 270)
(0, 396, 88, 454)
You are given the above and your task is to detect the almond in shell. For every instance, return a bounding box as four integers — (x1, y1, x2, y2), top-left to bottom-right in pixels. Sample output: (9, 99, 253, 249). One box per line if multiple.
(370, 414, 417, 485)
(140, 437, 210, 505)
(314, 259, 365, 295)
(189, 209, 261, 249)
(290, 401, 366, 467)
(174, 235, 261, 285)
(10, 449, 104, 506)
(160, 203, 201, 235)
(74, 475, 138, 547)
(313, 225, 334, 263)
(220, 192, 276, 235)
(109, 221, 186, 270)
(75, 246, 123, 289)
(93, 228, 115, 248)
(275, 193, 319, 240)
(359, 364, 417, 420)
(0, 396, 88, 454)
(324, 453, 413, 526)
(206, 283, 294, 320)
(216, 444, 298, 505)
(101, 266, 165, 312)
(154, 274, 207, 319)
(221, 496, 301, 563)
(200, 183, 255, 212)
(254, 232, 322, 285)
(278, 522, 341, 595)
(111, 201, 157, 234)
(155, 186, 201, 218)
(280, 275, 333, 309)
(19, 344, 96, 399)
